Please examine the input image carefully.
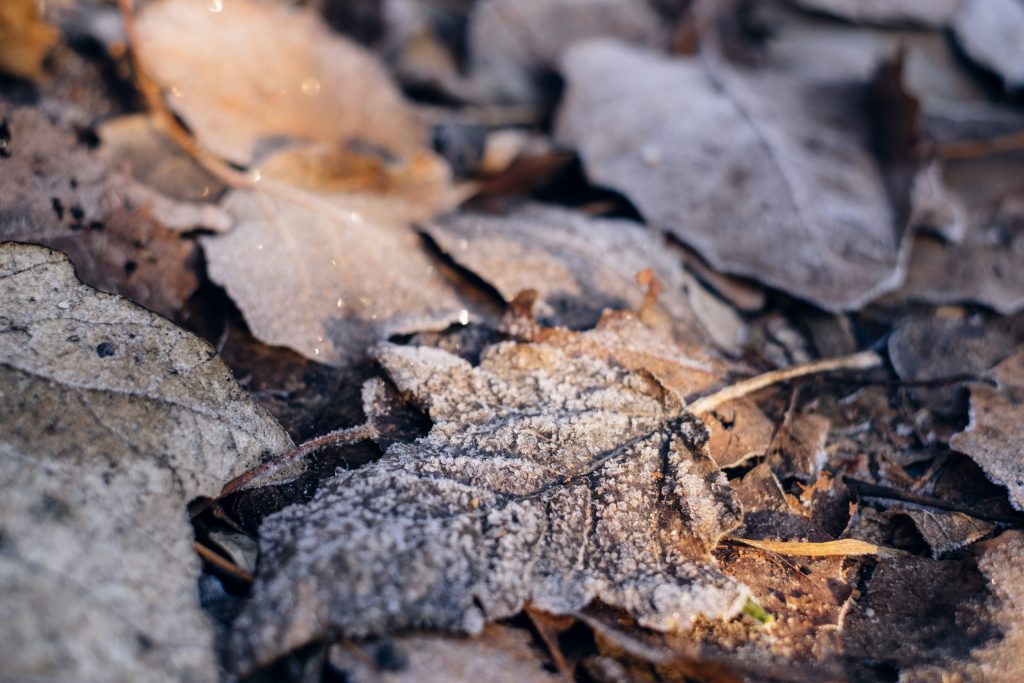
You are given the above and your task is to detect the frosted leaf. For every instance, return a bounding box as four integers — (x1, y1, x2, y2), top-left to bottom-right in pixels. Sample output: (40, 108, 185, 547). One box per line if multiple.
(0, 243, 292, 682)
(231, 321, 750, 673)
(556, 40, 907, 312)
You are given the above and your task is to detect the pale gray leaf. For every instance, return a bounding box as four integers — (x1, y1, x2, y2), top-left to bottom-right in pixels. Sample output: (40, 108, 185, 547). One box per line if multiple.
(953, 0, 1024, 90)
(0, 242, 292, 683)
(556, 40, 906, 311)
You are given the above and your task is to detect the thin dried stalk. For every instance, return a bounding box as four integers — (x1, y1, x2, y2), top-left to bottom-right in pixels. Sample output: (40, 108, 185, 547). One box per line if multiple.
(688, 350, 883, 416)
(726, 536, 906, 558)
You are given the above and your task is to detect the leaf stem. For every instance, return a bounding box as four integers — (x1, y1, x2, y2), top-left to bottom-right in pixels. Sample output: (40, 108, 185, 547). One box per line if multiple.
(688, 350, 882, 416)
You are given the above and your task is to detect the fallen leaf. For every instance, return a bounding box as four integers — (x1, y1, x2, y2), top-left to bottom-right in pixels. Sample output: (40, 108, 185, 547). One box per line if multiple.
(791, 0, 959, 27)
(230, 320, 750, 673)
(726, 536, 903, 557)
(0, 242, 292, 682)
(466, 0, 666, 104)
(326, 625, 563, 683)
(424, 203, 743, 348)
(0, 108, 218, 317)
(888, 314, 1018, 416)
(843, 531, 1024, 681)
(97, 114, 227, 203)
(897, 507, 995, 558)
(202, 144, 471, 365)
(556, 40, 906, 311)
(767, 411, 831, 477)
(951, 350, 1024, 511)
(0, 0, 59, 81)
(702, 398, 774, 469)
(136, 0, 427, 165)
(952, 0, 1024, 91)
(900, 153, 1024, 314)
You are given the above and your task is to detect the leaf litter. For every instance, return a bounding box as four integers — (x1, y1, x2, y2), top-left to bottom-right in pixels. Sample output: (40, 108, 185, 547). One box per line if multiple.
(5, 1, 1024, 681)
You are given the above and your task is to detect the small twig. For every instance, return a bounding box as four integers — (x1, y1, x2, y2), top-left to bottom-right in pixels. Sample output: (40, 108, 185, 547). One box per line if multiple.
(724, 536, 906, 558)
(688, 350, 883, 416)
(219, 422, 376, 498)
(193, 541, 254, 583)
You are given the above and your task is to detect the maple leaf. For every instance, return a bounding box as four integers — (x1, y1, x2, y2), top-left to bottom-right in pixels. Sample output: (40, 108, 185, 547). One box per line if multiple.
(0, 243, 292, 682)
(230, 317, 751, 673)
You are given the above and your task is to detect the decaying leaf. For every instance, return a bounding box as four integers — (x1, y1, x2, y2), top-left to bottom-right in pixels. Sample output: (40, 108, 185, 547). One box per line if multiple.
(556, 40, 906, 311)
(898, 507, 995, 558)
(844, 531, 1024, 681)
(466, 0, 665, 104)
(202, 144, 470, 365)
(136, 0, 427, 165)
(0, 0, 59, 81)
(231, 319, 751, 673)
(888, 314, 1018, 416)
(701, 398, 774, 469)
(951, 350, 1024, 511)
(0, 243, 292, 682)
(327, 625, 563, 683)
(952, 0, 1024, 91)
(424, 203, 742, 349)
(0, 108, 221, 317)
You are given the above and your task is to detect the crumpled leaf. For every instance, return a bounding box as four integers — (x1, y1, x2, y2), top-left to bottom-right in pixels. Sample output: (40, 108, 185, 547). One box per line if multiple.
(898, 507, 995, 558)
(952, 0, 1024, 91)
(424, 203, 743, 349)
(951, 350, 1024, 511)
(0, 0, 58, 81)
(136, 0, 427, 165)
(466, 0, 666, 104)
(327, 625, 563, 683)
(556, 40, 906, 311)
(202, 144, 471, 365)
(231, 318, 750, 673)
(0, 107, 223, 317)
(0, 242, 292, 682)
(791, 0, 959, 27)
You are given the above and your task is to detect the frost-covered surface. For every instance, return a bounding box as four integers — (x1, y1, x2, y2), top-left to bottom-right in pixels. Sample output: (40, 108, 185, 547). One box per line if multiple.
(232, 330, 749, 672)
(0, 243, 292, 683)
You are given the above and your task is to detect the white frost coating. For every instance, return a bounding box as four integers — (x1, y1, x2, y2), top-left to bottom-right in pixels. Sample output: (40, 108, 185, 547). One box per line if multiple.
(232, 329, 750, 673)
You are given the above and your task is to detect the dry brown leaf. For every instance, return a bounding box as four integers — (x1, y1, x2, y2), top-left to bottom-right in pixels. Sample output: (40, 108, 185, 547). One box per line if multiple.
(0, 242, 292, 682)
(952, 0, 1024, 91)
(230, 318, 751, 673)
(136, 0, 427, 165)
(702, 398, 774, 469)
(556, 40, 906, 312)
(0, 108, 221, 317)
(424, 203, 743, 349)
(326, 625, 563, 683)
(951, 350, 1024, 511)
(202, 144, 470, 365)
(844, 531, 1024, 681)
(767, 411, 831, 477)
(898, 507, 995, 558)
(0, 0, 59, 81)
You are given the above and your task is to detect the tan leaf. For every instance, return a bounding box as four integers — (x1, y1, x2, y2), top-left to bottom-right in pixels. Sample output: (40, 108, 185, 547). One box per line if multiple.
(136, 0, 427, 165)
(0, 243, 292, 682)
(0, 0, 58, 81)
(202, 144, 470, 365)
